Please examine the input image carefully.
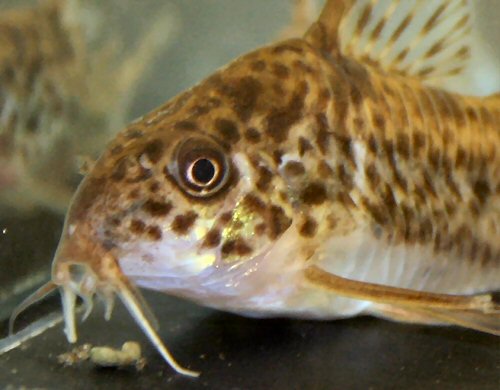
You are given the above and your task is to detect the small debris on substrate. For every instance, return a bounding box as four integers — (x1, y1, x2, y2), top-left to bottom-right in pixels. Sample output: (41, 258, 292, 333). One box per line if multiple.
(90, 342, 146, 371)
(57, 342, 146, 371)
(57, 344, 92, 366)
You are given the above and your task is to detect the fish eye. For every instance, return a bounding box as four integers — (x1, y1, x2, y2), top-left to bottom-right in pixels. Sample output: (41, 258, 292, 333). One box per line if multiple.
(188, 158, 218, 186)
(171, 137, 230, 197)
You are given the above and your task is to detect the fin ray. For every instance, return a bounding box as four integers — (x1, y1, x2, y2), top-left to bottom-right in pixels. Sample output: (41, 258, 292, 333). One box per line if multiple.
(306, 0, 474, 88)
(305, 265, 499, 335)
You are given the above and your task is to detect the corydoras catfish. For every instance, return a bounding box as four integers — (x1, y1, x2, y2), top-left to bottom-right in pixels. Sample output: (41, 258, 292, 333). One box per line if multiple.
(10, 0, 500, 377)
(0, 0, 174, 213)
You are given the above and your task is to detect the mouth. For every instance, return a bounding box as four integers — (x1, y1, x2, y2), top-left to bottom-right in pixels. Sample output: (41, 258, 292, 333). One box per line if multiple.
(10, 252, 200, 378)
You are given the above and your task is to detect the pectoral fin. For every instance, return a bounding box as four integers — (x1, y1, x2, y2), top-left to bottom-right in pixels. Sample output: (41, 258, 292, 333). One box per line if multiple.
(304, 265, 499, 335)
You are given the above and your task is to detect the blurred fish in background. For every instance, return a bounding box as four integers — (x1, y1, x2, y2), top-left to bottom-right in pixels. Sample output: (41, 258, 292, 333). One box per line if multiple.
(0, 0, 179, 214)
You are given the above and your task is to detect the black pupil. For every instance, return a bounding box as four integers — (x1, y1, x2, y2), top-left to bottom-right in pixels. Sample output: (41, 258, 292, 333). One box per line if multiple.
(192, 158, 216, 185)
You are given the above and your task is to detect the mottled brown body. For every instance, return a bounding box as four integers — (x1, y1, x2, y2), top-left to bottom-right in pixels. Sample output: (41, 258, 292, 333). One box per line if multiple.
(67, 36, 499, 288)
(13, 0, 498, 377)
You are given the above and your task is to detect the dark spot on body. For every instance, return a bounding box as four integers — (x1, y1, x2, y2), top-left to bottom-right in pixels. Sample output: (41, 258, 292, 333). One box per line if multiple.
(418, 218, 433, 243)
(143, 139, 164, 163)
(334, 134, 354, 165)
(245, 128, 261, 143)
(473, 180, 490, 204)
(250, 60, 266, 72)
(273, 150, 284, 165)
(272, 63, 290, 79)
(393, 168, 408, 193)
(353, 117, 364, 129)
(365, 163, 380, 188)
(219, 76, 262, 122)
(202, 229, 221, 248)
(128, 189, 140, 200)
(215, 118, 240, 143)
(191, 105, 211, 116)
(298, 137, 313, 156)
(316, 113, 330, 154)
(283, 161, 305, 176)
(381, 184, 397, 219)
(256, 166, 273, 192)
(221, 238, 253, 257)
(175, 120, 198, 131)
(336, 164, 353, 188)
(367, 134, 378, 154)
(219, 212, 233, 224)
(362, 198, 389, 226)
(242, 194, 266, 213)
(349, 84, 363, 106)
(300, 182, 328, 205)
(266, 92, 304, 143)
(149, 181, 160, 193)
(107, 216, 122, 227)
(454, 148, 467, 170)
(207, 97, 222, 108)
(142, 200, 172, 217)
(147, 225, 162, 241)
(317, 160, 334, 177)
(130, 219, 146, 234)
(268, 205, 292, 239)
(412, 132, 426, 154)
(317, 88, 331, 110)
(396, 133, 410, 160)
(300, 217, 317, 237)
(372, 113, 385, 131)
(336, 192, 356, 207)
(428, 148, 440, 171)
(293, 59, 314, 73)
(171, 212, 198, 235)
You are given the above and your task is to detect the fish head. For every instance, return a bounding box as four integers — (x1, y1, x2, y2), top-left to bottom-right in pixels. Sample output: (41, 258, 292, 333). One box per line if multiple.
(50, 38, 329, 311)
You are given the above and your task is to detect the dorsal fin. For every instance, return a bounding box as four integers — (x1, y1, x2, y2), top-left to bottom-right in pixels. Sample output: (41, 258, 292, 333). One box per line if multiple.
(305, 0, 476, 89)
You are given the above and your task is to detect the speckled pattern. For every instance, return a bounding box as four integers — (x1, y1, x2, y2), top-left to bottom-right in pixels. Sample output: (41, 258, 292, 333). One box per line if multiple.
(4, 0, 499, 380)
